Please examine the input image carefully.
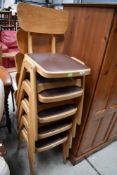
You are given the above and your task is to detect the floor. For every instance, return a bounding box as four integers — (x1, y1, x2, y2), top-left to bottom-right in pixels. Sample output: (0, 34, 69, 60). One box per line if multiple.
(0, 73, 117, 175)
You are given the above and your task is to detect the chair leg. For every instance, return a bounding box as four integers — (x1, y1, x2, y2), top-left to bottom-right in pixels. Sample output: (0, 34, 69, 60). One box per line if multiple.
(11, 86, 15, 112)
(5, 97, 11, 133)
(27, 141, 36, 175)
(62, 142, 67, 164)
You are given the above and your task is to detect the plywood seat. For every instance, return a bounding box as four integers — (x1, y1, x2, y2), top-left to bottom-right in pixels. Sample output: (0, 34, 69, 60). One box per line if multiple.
(19, 114, 72, 140)
(22, 76, 80, 95)
(26, 73, 78, 84)
(38, 104, 77, 123)
(18, 98, 77, 122)
(38, 119, 72, 139)
(36, 132, 68, 152)
(19, 76, 80, 94)
(26, 53, 90, 78)
(38, 86, 83, 103)
(37, 99, 76, 113)
(37, 75, 72, 83)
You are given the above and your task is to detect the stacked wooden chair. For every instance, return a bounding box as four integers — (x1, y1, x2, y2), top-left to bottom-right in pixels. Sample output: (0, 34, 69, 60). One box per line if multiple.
(15, 3, 90, 174)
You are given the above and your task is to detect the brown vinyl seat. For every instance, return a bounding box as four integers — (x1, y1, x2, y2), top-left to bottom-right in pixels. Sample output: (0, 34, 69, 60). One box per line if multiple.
(27, 53, 90, 78)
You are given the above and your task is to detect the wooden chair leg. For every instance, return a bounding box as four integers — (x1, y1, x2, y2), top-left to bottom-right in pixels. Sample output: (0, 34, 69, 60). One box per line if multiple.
(5, 97, 11, 133)
(62, 142, 67, 164)
(27, 144, 36, 175)
(17, 133, 35, 174)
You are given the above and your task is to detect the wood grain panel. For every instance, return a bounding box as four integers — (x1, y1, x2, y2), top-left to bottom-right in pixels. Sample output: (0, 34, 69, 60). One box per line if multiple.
(77, 118, 101, 154)
(93, 111, 115, 146)
(107, 71, 117, 107)
(64, 7, 114, 106)
(77, 110, 115, 153)
(64, 6, 114, 156)
(74, 9, 117, 158)
(108, 112, 117, 141)
(91, 11, 117, 112)
(74, 110, 117, 157)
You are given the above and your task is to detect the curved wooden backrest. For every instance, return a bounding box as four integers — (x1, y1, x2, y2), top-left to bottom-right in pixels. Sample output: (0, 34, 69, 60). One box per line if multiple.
(17, 3, 68, 34)
(17, 29, 28, 54)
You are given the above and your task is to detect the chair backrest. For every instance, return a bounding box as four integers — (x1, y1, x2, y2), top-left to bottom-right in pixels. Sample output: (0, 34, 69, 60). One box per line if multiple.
(17, 3, 68, 54)
(17, 3, 68, 35)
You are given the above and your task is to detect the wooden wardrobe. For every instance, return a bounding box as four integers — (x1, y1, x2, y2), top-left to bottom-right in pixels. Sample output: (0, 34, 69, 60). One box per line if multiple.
(63, 5, 117, 164)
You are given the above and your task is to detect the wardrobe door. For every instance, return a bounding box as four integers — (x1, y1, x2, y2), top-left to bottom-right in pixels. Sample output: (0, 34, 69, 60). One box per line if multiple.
(77, 10, 117, 156)
(106, 73, 117, 142)
(64, 6, 115, 158)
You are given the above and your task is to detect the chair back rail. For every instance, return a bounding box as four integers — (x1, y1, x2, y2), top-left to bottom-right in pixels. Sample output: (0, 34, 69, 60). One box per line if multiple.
(17, 29, 64, 54)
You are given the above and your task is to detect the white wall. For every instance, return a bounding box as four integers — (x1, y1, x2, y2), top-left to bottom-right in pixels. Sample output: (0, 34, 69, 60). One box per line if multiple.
(4, 0, 15, 8)
(1, 0, 15, 8)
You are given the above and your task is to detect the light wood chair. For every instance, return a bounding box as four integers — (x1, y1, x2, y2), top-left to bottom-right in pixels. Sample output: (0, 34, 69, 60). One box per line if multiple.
(16, 3, 91, 175)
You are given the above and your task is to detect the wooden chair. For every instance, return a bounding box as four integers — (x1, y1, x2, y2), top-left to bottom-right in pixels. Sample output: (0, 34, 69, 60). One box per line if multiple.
(16, 3, 91, 174)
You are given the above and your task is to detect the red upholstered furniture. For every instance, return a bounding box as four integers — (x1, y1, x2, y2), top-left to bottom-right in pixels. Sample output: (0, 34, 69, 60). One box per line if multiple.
(0, 30, 18, 68)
